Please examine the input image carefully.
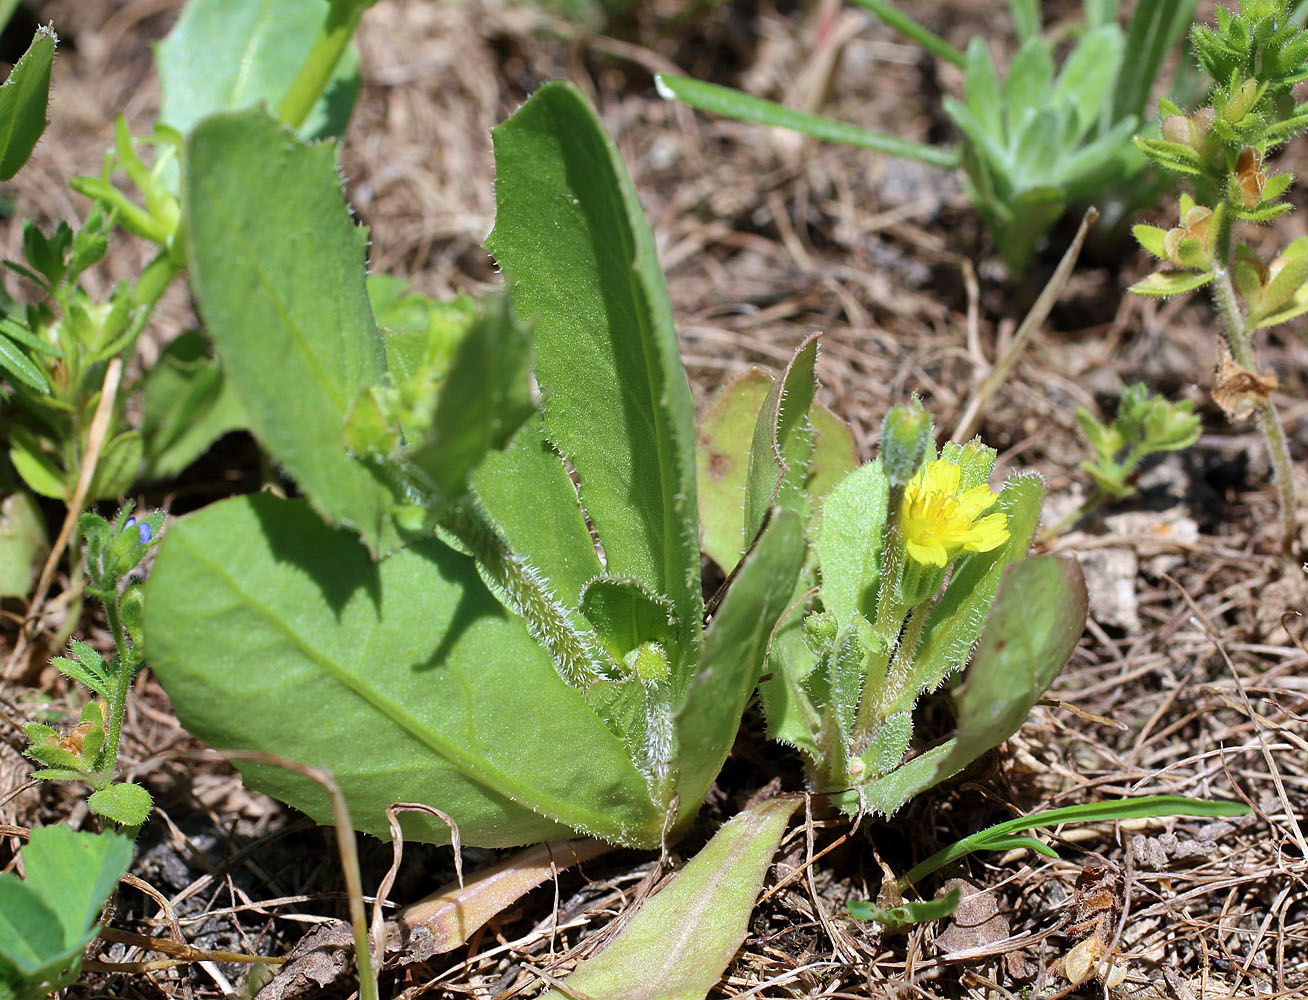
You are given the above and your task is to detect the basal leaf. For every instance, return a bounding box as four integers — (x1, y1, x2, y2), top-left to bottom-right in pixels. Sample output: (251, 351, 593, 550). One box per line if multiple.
(87, 783, 153, 828)
(157, 0, 358, 140)
(141, 330, 247, 481)
(473, 417, 603, 608)
(144, 493, 659, 848)
(0, 27, 54, 181)
(539, 796, 800, 1000)
(486, 82, 702, 668)
(184, 107, 397, 553)
(696, 367, 855, 573)
(672, 511, 805, 830)
(0, 826, 131, 986)
(744, 335, 818, 550)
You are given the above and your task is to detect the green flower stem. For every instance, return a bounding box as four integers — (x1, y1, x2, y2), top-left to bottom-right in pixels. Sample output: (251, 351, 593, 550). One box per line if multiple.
(275, 0, 370, 131)
(95, 587, 133, 783)
(131, 248, 183, 311)
(851, 485, 909, 743)
(1212, 213, 1298, 555)
(879, 597, 933, 719)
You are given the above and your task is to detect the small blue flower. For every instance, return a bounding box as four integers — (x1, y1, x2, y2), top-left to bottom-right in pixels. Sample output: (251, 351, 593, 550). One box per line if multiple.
(123, 517, 151, 546)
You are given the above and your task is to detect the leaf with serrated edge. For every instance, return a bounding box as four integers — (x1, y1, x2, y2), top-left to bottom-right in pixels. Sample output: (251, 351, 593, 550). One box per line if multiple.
(485, 82, 702, 675)
(184, 108, 397, 554)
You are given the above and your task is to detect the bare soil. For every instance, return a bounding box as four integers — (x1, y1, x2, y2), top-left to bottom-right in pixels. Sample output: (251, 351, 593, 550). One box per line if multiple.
(2, 1, 1306, 997)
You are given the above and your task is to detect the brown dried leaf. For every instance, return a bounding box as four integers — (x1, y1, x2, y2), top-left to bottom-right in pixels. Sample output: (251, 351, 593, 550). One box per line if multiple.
(1213, 340, 1277, 421)
(933, 878, 1009, 956)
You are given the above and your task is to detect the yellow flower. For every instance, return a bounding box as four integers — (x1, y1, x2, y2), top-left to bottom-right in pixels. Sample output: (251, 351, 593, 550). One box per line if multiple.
(900, 459, 1009, 568)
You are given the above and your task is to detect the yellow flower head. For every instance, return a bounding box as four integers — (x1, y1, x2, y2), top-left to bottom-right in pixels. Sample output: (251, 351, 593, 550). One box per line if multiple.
(901, 459, 1009, 568)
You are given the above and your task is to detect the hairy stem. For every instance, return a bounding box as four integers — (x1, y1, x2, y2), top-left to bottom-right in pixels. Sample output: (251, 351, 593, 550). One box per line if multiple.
(1212, 219, 1298, 555)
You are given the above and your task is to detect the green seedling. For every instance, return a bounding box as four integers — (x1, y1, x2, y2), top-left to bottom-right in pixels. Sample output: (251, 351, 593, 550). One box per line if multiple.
(847, 793, 1251, 929)
(657, 0, 1198, 275)
(0, 825, 132, 1000)
(699, 351, 1087, 818)
(22, 507, 163, 830)
(1043, 383, 1201, 538)
(142, 82, 805, 851)
(1, 0, 371, 606)
(1131, 0, 1308, 554)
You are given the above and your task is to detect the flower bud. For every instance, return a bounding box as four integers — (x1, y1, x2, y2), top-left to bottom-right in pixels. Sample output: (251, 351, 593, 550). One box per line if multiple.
(879, 400, 932, 487)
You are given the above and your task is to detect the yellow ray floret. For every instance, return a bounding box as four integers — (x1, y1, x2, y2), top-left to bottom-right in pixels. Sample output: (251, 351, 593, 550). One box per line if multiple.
(901, 459, 1010, 568)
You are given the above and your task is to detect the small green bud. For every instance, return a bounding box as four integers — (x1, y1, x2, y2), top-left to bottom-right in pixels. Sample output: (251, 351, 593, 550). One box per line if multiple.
(803, 611, 838, 654)
(880, 399, 932, 487)
(625, 640, 670, 682)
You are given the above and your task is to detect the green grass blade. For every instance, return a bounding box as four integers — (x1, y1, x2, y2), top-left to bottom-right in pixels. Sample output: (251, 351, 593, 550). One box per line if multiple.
(1113, 0, 1200, 124)
(656, 75, 959, 169)
(904, 794, 1251, 886)
(847, 0, 965, 67)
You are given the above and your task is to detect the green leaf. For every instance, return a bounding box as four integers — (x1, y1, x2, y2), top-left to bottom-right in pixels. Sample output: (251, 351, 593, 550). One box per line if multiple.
(744, 336, 818, 551)
(1130, 270, 1214, 296)
(655, 75, 960, 169)
(538, 796, 800, 1000)
(580, 578, 677, 663)
(0, 489, 46, 599)
(88, 431, 142, 500)
(184, 107, 397, 554)
(904, 794, 1250, 885)
(485, 81, 702, 669)
(0, 28, 54, 181)
(1007, 0, 1039, 43)
(847, 887, 960, 929)
(87, 783, 153, 827)
(157, 0, 359, 141)
(1002, 37, 1055, 133)
(1114, 0, 1200, 122)
(1132, 223, 1170, 259)
(1053, 25, 1123, 141)
(403, 296, 536, 500)
(8, 427, 65, 500)
(962, 38, 1003, 140)
(473, 418, 604, 608)
(0, 825, 131, 991)
(144, 493, 659, 848)
(815, 461, 890, 626)
(141, 330, 247, 481)
(672, 511, 805, 830)
(0, 329, 50, 394)
(696, 368, 856, 573)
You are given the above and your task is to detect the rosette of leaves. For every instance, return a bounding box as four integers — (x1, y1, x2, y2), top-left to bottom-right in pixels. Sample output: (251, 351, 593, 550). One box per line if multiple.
(657, 0, 1198, 276)
(698, 352, 1086, 817)
(143, 83, 805, 850)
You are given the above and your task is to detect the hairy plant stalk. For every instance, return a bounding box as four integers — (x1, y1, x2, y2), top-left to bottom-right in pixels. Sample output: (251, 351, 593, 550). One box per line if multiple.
(1212, 225, 1298, 555)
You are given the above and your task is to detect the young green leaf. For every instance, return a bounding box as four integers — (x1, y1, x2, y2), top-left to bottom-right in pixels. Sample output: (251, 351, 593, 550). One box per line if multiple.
(184, 107, 397, 554)
(847, 886, 961, 930)
(0, 27, 54, 181)
(156, 0, 359, 140)
(744, 335, 818, 551)
(486, 81, 703, 667)
(0, 489, 47, 598)
(696, 368, 856, 573)
(140, 330, 247, 481)
(87, 783, 153, 828)
(0, 826, 131, 998)
(538, 796, 800, 1000)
